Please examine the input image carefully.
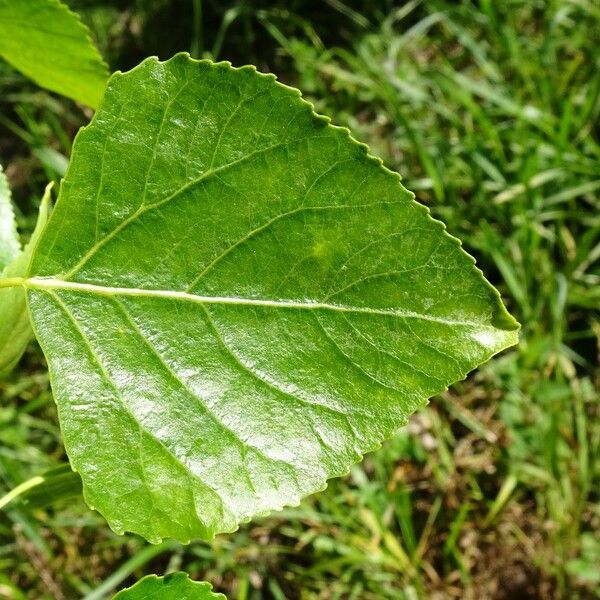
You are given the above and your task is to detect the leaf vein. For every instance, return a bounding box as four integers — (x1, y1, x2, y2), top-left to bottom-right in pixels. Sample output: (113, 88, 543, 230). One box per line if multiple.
(47, 290, 229, 520)
(112, 297, 295, 492)
(61, 133, 334, 280)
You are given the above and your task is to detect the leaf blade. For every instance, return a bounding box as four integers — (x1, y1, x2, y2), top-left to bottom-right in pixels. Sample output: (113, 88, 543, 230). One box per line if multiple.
(0, 0, 108, 108)
(0, 183, 51, 376)
(112, 573, 225, 600)
(27, 55, 518, 542)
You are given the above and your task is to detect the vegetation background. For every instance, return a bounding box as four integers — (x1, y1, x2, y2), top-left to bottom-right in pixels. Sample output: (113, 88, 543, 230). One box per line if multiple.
(0, 0, 599, 598)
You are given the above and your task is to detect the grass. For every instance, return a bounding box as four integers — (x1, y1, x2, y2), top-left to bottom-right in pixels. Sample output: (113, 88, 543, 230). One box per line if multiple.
(1, 0, 599, 598)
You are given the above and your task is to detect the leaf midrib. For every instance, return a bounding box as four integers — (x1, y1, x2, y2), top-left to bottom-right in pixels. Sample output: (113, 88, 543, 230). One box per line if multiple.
(24, 276, 494, 328)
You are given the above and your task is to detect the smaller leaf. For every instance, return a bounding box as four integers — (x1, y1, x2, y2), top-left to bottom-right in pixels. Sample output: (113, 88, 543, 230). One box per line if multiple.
(112, 573, 226, 600)
(0, 183, 51, 377)
(0, 165, 20, 271)
(0, 0, 109, 108)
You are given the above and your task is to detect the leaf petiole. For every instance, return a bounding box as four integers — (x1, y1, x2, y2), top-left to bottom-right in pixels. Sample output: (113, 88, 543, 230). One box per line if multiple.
(0, 276, 25, 289)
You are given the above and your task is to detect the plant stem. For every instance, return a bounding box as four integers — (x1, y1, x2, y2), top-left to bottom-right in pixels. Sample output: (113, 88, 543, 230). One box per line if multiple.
(190, 0, 203, 58)
(0, 475, 44, 511)
(0, 276, 25, 289)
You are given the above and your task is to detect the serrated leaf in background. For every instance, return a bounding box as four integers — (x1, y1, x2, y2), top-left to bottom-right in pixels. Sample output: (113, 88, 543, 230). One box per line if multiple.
(0, 0, 108, 108)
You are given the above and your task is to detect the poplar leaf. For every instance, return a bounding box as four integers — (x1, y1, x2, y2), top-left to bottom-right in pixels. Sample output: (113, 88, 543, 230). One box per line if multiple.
(0, 0, 108, 108)
(113, 573, 225, 600)
(26, 55, 519, 542)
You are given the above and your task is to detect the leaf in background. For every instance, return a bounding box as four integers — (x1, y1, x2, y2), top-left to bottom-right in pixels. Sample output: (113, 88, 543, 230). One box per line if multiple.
(0, 0, 109, 108)
(0, 184, 51, 376)
(113, 573, 226, 599)
(0, 165, 20, 271)
(26, 54, 519, 542)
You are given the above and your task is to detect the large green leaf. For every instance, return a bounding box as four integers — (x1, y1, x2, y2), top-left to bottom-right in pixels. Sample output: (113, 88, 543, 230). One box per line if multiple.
(24, 54, 519, 542)
(0, 183, 51, 376)
(113, 573, 225, 599)
(0, 0, 108, 108)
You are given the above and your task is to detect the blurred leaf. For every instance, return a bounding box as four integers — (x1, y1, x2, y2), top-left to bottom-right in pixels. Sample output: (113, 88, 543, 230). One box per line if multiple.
(0, 0, 108, 108)
(0, 183, 51, 377)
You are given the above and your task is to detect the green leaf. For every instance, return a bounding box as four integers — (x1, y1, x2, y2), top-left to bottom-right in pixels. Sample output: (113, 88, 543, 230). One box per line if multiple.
(25, 54, 519, 542)
(0, 165, 20, 271)
(0, 0, 108, 108)
(0, 184, 51, 376)
(113, 573, 225, 599)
